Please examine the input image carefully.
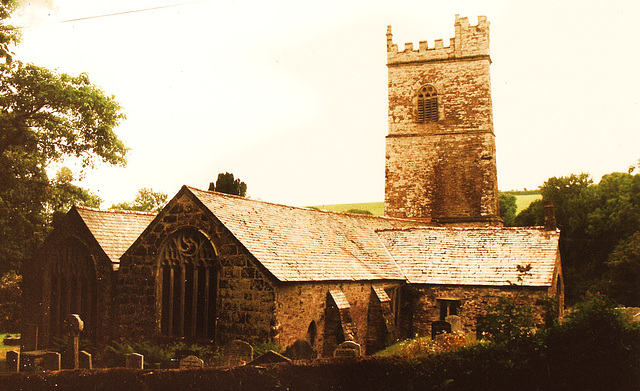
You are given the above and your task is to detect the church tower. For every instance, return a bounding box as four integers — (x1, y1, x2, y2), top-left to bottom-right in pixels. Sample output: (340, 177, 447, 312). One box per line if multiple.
(384, 15, 502, 226)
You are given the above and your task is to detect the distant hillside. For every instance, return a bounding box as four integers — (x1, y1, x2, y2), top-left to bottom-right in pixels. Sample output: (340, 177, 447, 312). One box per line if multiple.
(310, 192, 541, 216)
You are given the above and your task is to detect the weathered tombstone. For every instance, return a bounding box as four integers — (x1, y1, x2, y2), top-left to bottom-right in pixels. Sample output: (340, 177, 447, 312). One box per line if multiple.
(6, 350, 19, 372)
(79, 350, 92, 369)
(179, 355, 204, 369)
(3, 335, 21, 346)
(248, 350, 292, 366)
(21, 323, 38, 351)
(42, 352, 62, 371)
(284, 339, 315, 360)
(431, 320, 451, 340)
(445, 315, 462, 333)
(20, 350, 47, 371)
(224, 340, 253, 366)
(63, 314, 84, 369)
(333, 341, 361, 357)
(126, 353, 144, 369)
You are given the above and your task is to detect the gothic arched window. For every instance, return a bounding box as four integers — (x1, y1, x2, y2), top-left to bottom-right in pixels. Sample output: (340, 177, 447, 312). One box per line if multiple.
(157, 229, 217, 340)
(49, 237, 97, 341)
(416, 85, 438, 123)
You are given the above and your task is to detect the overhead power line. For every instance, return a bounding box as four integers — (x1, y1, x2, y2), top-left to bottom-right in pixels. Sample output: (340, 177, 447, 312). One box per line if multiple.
(13, 0, 209, 29)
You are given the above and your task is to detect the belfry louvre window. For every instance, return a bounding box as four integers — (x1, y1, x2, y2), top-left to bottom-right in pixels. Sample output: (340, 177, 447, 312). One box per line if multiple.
(417, 85, 438, 123)
(158, 229, 217, 339)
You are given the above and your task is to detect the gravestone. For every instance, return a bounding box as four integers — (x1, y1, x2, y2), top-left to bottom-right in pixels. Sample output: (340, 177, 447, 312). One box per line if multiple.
(6, 350, 19, 372)
(431, 320, 451, 339)
(126, 353, 144, 369)
(79, 351, 92, 369)
(3, 335, 21, 346)
(284, 339, 315, 360)
(248, 350, 292, 366)
(224, 340, 253, 366)
(42, 352, 61, 371)
(63, 314, 84, 369)
(445, 315, 462, 333)
(333, 341, 361, 357)
(179, 355, 204, 369)
(20, 350, 47, 371)
(21, 323, 38, 351)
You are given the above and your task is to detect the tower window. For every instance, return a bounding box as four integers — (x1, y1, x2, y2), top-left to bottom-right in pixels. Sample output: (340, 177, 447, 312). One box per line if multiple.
(416, 85, 438, 123)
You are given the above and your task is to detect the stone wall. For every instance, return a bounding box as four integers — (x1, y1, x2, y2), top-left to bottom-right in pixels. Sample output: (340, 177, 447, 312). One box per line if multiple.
(117, 190, 276, 345)
(384, 16, 500, 225)
(399, 284, 552, 338)
(274, 281, 402, 356)
(22, 212, 115, 349)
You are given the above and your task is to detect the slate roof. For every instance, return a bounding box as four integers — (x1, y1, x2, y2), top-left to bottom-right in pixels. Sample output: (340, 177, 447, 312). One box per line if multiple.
(74, 206, 156, 270)
(376, 227, 560, 287)
(187, 186, 422, 282)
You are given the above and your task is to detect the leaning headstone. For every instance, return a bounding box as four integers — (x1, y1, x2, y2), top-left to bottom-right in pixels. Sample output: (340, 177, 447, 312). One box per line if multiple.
(6, 350, 19, 372)
(179, 355, 204, 369)
(431, 320, 451, 339)
(333, 341, 361, 357)
(63, 314, 84, 369)
(79, 351, 92, 369)
(248, 350, 292, 366)
(126, 353, 144, 369)
(224, 340, 253, 366)
(445, 315, 462, 333)
(42, 352, 62, 371)
(284, 339, 315, 360)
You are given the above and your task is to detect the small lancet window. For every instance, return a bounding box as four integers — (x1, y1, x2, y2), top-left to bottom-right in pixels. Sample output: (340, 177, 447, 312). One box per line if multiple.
(416, 85, 438, 123)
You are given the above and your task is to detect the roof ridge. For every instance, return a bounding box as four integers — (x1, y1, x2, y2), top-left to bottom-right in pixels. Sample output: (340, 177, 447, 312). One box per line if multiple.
(74, 205, 157, 216)
(375, 225, 554, 233)
(185, 185, 428, 223)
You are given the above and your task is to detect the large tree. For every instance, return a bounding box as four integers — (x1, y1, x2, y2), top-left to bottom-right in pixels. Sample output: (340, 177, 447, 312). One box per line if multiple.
(209, 172, 247, 197)
(0, 61, 127, 272)
(513, 169, 640, 304)
(111, 188, 167, 212)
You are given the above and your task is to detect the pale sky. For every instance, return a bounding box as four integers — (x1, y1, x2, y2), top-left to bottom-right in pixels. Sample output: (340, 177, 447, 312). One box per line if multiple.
(10, 0, 640, 207)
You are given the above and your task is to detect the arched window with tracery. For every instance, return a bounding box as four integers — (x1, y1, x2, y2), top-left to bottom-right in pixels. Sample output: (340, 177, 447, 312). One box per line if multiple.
(49, 237, 97, 341)
(157, 229, 217, 340)
(416, 85, 438, 123)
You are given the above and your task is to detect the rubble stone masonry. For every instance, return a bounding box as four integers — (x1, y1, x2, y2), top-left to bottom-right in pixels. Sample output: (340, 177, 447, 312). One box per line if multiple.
(385, 15, 501, 225)
(117, 191, 276, 345)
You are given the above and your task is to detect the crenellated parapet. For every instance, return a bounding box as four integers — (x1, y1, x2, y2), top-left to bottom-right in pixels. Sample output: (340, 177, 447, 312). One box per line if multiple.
(387, 15, 490, 65)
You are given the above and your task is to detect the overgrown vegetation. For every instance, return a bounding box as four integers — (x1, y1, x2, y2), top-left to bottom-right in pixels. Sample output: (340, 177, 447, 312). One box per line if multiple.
(0, 271, 20, 332)
(1, 296, 637, 390)
(513, 167, 640, 306)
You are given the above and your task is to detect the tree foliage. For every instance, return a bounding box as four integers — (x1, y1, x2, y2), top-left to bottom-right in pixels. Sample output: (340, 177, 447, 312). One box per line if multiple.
(208, 172, 247, 197)
(602, 232, 640, 306)
(0, 61, 127, 272)
(0, 270, 21, 332)
(111, 188, 167, 213)
(512, 169, 640, 305)
(0, 0, 20, 63)
(498, 193, 517, 226)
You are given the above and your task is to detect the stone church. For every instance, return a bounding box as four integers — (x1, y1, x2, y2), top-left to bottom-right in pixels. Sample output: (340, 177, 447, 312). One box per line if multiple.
(22, 15, 563, 357)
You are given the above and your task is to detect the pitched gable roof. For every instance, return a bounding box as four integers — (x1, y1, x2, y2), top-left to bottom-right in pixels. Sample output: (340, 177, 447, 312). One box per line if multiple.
(186, 186, 422, 282)
(377, 227, 560, 287)
(74, 206, 156, 269)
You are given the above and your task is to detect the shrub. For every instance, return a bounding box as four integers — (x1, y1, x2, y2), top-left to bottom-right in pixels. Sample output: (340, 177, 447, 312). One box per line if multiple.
(544, 294, 640, 390)
(0, 271, 21, 332)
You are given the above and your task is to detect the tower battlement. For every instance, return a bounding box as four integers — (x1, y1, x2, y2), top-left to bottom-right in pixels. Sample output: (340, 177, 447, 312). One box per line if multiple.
(387, 15, 490, 65)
